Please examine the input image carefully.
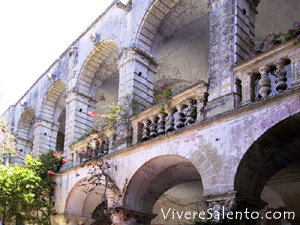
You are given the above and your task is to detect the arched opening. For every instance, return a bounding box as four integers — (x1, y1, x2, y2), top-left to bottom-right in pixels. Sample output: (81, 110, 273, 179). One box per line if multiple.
(137, 0, 209, 98)
(65, 178, 110, 223)
(123, 155, 204, 224)
(235, 112, 300, 224)
(15, 107, 35, 164)
(40, 80, 66, 153)
(77, 40, 119, 128)
(91, 200, 111, 225)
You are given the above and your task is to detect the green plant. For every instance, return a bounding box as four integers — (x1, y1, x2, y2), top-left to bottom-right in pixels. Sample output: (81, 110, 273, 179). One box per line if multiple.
(243, 35, 264, 52)
(0, 120, 16, 163)
(0, 151, 63, 225)
(155, 84, 172, 113)
(265, 33, 282, 44)
(284, 21, 300, 45)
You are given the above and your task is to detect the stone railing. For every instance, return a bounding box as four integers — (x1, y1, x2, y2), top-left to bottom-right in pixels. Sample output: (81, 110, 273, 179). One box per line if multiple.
(70, 131, 111, 167)
(234, 39, 300, 105)
(131, 81, 208, 145)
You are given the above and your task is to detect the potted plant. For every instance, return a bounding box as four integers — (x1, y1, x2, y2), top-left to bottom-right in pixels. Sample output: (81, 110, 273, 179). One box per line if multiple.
(265, 33, 282, 50)
(243, 35, 264, 58)
(284, 21, 300, 45)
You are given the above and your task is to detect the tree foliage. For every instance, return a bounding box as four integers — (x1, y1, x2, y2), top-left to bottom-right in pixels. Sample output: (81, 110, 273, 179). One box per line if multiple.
(0, 120, 16, 163)
(0, 151, 62, 225)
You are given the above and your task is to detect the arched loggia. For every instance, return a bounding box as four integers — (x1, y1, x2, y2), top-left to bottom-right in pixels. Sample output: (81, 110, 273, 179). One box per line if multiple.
(122, 155, 204, 224)
(135, 0, 210, 96)
(235, 112, 300, 223)
(34, 80, 66, 153)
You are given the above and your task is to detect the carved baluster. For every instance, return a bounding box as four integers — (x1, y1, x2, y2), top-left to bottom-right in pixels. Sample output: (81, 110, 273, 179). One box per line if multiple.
(141, 119, 150, 141)
(149, 116, 158, 138)
(185, 99, 196, 125)
(258, 65, 272, 99)
(165, 108, 175, 133)
(274, 59, 288, 92)
(176, 103, 186, 128)
(157, 113, 166, 135)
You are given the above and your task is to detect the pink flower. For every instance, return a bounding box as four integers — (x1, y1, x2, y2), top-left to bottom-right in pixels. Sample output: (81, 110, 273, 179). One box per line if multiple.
(47, 170, 55, 175)
(291, 27, 295, 30)
(88, 111, 96, 117)
(297, 35, 300, 39)
(62, 158, 67, 163)
(162, 84, 166, 88)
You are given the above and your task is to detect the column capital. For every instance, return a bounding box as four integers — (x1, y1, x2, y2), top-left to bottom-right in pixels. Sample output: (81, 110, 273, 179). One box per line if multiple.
(118, 45, 158, 67)
(67, 87, 98, 103)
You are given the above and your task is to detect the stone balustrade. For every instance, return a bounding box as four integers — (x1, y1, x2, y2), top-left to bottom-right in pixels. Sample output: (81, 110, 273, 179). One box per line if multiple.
(131, 81, 208, 145)
(70, 132, 110, 167)
(234, 39, 300, 105)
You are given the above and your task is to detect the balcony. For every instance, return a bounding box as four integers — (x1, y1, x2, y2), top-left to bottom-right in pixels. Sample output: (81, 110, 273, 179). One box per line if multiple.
(69, 39, 300, 168)
(130, 81, 208, 145)
(234, 39, 300, 105)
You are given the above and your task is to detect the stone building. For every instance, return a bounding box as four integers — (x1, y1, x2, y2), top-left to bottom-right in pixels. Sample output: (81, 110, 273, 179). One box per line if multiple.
(2, 0, 300, 224)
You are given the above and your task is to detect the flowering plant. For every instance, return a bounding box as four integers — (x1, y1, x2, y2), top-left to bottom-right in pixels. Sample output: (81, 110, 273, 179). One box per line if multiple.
(242, 35, 264, 52)
(265, 33, 282, 44)
(155, 84, 172, 113)
(284, 21, 300, 45)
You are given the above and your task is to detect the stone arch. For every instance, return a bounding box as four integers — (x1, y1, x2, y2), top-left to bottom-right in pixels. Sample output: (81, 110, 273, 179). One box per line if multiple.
(122, 154, 204, 215)
(77, 40, 118, 95)
(17, 107, 35, 140)
(14, 107, 35, 163)
(41, 80, 66, 120)
(234, 112, 300, 209)
(134, 0, 210, 96)
(65, 177, 106, 219)
(135, 0, 181, 52)
(33, 80, 67, 153)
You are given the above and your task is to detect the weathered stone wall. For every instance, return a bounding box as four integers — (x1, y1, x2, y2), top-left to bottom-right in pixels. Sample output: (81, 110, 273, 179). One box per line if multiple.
(1, 0, 300, 224)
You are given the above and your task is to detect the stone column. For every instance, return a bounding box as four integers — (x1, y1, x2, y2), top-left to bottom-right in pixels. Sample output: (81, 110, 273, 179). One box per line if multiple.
(114, 47, 157, 151)
(12, 136, 33, 165)
(237, 73, 253, 105)
(207, 0, 257, 116)
(32, 117, 59, 154)
(118, 47, 157, 110)
(64, 90, 96, 154)
(204, 192, 267, 225)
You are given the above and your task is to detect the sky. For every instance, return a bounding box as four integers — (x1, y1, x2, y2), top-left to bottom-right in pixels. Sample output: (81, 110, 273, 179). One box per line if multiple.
(0, 0, 114, 115)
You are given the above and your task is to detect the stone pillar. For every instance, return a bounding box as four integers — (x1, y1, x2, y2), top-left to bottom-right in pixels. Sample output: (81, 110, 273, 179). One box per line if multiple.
(237, 73, 252, 105)
(64, 90, 96, 154)
(12, 136, 33, 165)
(114, 47, 157, 151)
(204, 192, 267, 225)
(111, 208, 156, 225)
(32, 117, 59, 154)
(118, 47, 157, 110)
(207, 0, 257, 116)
